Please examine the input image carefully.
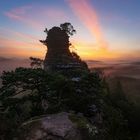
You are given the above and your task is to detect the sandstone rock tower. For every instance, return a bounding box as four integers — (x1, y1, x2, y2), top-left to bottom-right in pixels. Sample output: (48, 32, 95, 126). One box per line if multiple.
(40, 23, 88, 71)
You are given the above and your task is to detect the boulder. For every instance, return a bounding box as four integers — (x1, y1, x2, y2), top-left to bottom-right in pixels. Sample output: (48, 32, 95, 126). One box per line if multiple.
(18, 112, 82, 140)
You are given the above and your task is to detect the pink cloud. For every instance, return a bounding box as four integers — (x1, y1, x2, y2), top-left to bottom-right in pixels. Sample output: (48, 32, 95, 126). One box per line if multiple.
(0, 28, 41, 47)
(0, 46, 44, 58)
(0, 36, 43, 50)
(0, 36, 46, 58)
(12, 31, 39, 41)
(67, 0, 108, 49)
(4, 6, 42, 30)
(4, 5, 68, 30)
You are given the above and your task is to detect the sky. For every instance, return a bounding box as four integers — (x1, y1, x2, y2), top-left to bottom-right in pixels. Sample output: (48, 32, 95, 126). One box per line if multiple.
(0, 0, 140, 61)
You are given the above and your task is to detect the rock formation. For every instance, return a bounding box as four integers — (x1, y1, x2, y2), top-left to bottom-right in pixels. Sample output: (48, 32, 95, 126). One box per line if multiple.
(18, 112, 83, 140)
(40, 23, 88, 71)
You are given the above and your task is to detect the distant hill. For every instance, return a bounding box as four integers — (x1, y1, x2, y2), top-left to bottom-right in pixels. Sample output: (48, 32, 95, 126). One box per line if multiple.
(90, 61, 140, 105)
(0, 57, 12, 62)
(131, 61, 140, 65)
(0, 57, 30, 74)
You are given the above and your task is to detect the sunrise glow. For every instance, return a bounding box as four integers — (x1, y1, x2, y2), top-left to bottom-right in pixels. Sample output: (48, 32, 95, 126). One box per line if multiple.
(0, 0, 140, 61)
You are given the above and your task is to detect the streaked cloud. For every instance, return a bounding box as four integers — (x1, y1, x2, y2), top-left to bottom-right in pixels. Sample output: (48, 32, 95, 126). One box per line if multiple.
(4, 6, 42, 29)
(0, 46, 45, 58)
(0, 26, 46, 59)
(0, 36, 46, 58)
(67, 0, 108, 49)
(4, 5, 68, 30)
(0, 27, 40, 43)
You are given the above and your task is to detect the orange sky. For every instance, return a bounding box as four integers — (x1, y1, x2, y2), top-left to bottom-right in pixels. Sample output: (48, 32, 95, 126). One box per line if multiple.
(0, 0, 140, 61)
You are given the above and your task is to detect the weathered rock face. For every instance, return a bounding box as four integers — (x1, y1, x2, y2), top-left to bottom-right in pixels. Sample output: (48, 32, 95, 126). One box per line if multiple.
(41, 25, 88, 71)
(18, 112, 82, 140)
(46, 27, 70, 56)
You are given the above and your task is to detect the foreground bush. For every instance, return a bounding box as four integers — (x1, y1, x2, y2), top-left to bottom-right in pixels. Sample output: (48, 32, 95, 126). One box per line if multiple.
(0, 67, 139, 139)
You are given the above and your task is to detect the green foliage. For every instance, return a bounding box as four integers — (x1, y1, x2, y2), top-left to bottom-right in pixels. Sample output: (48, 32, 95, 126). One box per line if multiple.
(0, 67, 139, 139)
(108, 79, 140, 139)
(60, 22, 76, 36)
(0, 68, 101, 115)
(69, 114, 98, 139)
(29, 57, 43, 69)
(102, 103, 131, 140)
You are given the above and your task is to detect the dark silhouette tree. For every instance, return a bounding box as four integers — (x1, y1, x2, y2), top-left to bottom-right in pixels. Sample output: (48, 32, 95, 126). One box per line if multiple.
(29, 57, 43, 69)
(60, 22, 76, 36)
